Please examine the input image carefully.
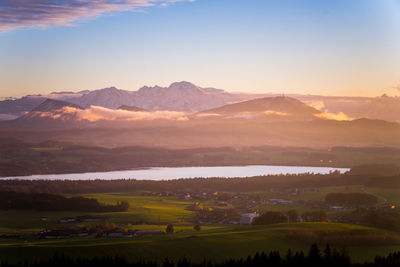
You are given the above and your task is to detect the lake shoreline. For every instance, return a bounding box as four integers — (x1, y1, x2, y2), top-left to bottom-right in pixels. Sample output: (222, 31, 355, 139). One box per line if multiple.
(0, 165, 350, 181)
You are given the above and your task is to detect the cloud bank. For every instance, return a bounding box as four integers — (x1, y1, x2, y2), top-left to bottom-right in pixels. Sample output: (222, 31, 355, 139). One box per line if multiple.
(35, 105, 188, 121)
(0, 0, 195, 31)
(315, 111, 353, 121)
(75, 106, 188, 121)
(308, 101, 326, 111)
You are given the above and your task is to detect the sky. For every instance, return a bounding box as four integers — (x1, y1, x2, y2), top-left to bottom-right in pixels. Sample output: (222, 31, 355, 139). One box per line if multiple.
(0, 0, 400, 98)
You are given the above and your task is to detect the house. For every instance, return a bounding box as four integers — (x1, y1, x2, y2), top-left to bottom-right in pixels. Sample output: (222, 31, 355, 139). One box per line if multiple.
(59, 217, 76, 223)
(39, 228, 78, 239)
(134, 230, 164, 236)
(76, 215, 108, 222)
(240, 213, 259, 225)
(330, 206, 344, 211)
(107, 230, 126, 238)
(268, 198, 293, 205)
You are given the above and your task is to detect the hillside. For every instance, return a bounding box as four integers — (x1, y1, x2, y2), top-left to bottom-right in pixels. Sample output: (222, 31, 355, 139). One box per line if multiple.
(197, 96, 321, 120)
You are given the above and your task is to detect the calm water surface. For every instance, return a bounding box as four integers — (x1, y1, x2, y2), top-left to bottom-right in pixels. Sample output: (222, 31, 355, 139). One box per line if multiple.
(3, 165, 350, 180)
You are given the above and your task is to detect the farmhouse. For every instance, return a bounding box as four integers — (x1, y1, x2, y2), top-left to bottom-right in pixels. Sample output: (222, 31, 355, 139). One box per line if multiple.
(135, 230, 164, 236)
(268, 198, 293, 205)
(76, 215, 108, 222)
(59, 217, 76, 223)
(240, 213, 259, 225)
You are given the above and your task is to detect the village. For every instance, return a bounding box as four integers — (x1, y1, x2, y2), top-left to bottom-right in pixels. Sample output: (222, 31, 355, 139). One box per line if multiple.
(30, 186, 386, 240)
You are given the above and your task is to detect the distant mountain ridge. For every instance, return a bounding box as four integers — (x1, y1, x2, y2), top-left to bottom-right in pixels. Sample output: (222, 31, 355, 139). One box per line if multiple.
(66, 81, 239, 112)
(32, 99, 83, 112)
(0, 81, 241, 116)
(5, 99, 85, 128)
(1, 97, 400, 149)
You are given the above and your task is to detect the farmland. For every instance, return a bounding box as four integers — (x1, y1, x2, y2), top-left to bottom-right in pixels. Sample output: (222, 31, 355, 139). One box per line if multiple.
(0, 178, 399, 264)
(0, 223, 400, 264)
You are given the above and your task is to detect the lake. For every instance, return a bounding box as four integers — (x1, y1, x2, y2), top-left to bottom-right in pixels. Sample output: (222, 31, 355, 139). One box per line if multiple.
(3, 165, 350, 180)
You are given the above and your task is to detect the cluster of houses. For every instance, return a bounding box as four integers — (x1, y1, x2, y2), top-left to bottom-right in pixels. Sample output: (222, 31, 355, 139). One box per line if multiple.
(59, 215, 108, 223)
(38, 227, 165, 239)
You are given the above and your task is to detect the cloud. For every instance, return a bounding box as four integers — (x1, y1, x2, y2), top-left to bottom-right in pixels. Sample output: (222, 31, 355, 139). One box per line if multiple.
(315, 111, 353, 121)
(197, 110, 290, 120)
(263, 110, 289, 116)
(223, 113, 257, 120)
(394, 81, 400, 92)
(195, 113, 221, 118)
(308, 101, 326, 111)
(38, 105, 188, 121)
(0, 0, 195, 32)
(0, 114, 18, 120)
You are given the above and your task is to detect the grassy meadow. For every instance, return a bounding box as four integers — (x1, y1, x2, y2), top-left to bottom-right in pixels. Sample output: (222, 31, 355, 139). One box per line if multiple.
(0, 223, 400, 263)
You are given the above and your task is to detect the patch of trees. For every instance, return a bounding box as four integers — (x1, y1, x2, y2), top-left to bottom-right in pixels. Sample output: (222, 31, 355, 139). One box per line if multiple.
(193, 206, 239, 224)
(253, 210, 327, 225)
(1, 244, 400, 267)
(166, 224, 174, 234)
(325, 193, 377, 207)
(253, 211, 288, 225)
(302, 210, 327, 222)
(0, 191, 129, 212)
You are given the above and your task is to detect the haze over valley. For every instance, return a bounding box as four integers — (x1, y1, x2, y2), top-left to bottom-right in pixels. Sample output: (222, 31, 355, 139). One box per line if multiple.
(1, 81, 399, 149)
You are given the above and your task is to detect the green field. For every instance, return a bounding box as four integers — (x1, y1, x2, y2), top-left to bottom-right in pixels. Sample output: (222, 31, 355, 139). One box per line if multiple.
(0, 223, 400, 263)
(0, 193, 195, 230)
(1, 188, 400, 264)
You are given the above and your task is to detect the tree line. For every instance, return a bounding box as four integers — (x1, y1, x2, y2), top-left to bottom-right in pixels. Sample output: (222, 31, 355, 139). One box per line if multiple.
(0, 191, 129, 212)
(0, 244, 399, 267)
(325, 193, 378, 207)
(1, 173, 395, 194)
(253, 210, 327, 225)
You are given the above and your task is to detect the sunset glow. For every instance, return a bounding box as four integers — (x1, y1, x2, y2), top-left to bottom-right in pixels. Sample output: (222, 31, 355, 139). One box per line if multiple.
(1, 0, 400, 98)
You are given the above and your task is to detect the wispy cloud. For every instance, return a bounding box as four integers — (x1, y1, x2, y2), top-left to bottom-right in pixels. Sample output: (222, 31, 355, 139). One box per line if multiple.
(0, 0, 195, 32)
(315, 111, 353, 121)
(63, 105, 188, 121)
(263, 110, 289, 116)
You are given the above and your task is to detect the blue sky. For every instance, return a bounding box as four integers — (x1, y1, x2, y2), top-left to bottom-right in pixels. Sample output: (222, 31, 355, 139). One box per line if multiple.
(1, 0, 400, 97)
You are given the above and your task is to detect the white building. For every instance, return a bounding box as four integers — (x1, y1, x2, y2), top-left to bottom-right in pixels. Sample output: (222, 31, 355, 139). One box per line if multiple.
(240, 213, 259, 225)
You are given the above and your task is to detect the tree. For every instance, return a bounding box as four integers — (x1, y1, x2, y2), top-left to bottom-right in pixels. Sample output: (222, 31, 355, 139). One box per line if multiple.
(166, 224, 174, 234)
(324, 244, 331, 260)
(302, 210, 327, 222)
(102, 220, 116, 232)
(308, 243, 321, 266)
(193, 224, 201, 231)
(253, 211, 287, 225)
(287, 210, 298, 223)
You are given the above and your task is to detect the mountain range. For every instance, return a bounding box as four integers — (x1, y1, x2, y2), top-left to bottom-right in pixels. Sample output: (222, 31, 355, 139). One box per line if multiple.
(1, 81, 400, 123)
(0, 85, 399, 148)
(1, 81, 400, 124)
(0, 82, 241, 116)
